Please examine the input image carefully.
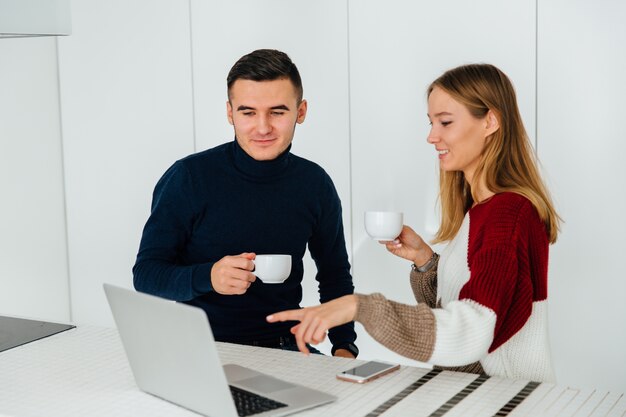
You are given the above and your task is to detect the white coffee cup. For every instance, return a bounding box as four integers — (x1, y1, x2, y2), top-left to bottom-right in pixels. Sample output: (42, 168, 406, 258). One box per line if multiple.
(364, 211, 403, 241)
(253, 254, 292, 284)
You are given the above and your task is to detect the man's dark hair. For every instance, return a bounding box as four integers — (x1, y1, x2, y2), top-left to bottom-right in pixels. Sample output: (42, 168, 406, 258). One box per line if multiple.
(227, 49, 303, 102)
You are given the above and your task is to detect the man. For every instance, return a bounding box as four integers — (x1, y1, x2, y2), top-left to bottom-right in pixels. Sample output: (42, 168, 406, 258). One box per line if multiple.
(133, 49, 358, 358)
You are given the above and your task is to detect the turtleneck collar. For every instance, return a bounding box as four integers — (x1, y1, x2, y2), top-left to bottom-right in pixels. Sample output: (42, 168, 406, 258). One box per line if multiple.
(231, 137, 292, 178)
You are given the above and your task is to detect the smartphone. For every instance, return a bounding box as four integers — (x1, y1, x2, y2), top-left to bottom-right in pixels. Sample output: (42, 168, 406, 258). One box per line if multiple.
(336, 360, 400, 383)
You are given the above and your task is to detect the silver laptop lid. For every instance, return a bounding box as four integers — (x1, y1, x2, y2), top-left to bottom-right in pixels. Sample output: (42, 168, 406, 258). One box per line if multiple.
(103, 283, 238, 417)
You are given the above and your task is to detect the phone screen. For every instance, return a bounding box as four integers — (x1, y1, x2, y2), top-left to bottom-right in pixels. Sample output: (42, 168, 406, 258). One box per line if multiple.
(342, 361, 394, 377)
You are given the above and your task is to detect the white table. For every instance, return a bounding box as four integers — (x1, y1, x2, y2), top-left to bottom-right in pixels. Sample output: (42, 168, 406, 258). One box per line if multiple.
(0, 326, 624, 417)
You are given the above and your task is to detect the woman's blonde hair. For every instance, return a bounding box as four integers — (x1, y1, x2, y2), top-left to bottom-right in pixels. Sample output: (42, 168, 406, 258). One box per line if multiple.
(428, 64, 561, 244)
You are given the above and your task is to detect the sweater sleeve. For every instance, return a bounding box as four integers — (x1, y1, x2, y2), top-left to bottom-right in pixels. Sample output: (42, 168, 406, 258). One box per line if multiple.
(409, 256, 439, 308)
(352, 247, 496, 366)
(355, 293, 436, 362)
(132, 162, 215, 301)
(307, 173, 356, 349)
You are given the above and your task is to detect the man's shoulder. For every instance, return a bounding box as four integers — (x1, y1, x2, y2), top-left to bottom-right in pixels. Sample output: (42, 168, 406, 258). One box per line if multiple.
(181, 142, 229, 162)
(289, 152, 329, 177)
(173, 142, 231, 172)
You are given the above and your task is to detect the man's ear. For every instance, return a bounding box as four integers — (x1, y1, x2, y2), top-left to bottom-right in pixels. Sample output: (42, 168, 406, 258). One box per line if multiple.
(296, 99, 308, 124)
(485, 110, 500, 137)
(226, 101, 234, 125)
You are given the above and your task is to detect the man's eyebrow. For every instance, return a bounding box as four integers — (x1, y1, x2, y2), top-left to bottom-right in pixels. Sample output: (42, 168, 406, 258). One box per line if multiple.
(236, 104, 291, 111)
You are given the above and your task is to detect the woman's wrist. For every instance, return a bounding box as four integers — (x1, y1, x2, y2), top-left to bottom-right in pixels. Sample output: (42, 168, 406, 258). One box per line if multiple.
(412, 252, 438, 272)
(413, 248, 434, 268)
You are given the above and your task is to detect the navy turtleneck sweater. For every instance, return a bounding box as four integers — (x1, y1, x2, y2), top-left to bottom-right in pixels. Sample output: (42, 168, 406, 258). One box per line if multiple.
(133, 139, 356, 347)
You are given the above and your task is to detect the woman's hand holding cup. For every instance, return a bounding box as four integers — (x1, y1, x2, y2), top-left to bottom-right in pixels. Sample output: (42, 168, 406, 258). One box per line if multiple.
(383, 226, 433, 267)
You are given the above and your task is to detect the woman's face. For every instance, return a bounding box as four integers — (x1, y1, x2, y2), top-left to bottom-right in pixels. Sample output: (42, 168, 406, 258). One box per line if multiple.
(427, 86, 496, 183)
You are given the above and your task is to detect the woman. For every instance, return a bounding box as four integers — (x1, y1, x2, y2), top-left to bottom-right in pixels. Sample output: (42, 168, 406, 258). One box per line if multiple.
(267, 63, 561, 382)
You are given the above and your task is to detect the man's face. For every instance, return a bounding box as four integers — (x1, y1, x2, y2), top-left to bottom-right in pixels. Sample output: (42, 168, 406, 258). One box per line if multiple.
(227, 78, 307, 161)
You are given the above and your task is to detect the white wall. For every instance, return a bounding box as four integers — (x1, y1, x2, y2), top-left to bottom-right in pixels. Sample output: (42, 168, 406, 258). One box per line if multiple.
(1, 0, 624, 394)
(56, 0, 195, 325)
(538, 0, 626, 394)
(0, 37, 70, 322)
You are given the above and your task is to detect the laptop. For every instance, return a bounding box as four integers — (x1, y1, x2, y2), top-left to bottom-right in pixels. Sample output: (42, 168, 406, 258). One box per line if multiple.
(103, 283, 336, 417)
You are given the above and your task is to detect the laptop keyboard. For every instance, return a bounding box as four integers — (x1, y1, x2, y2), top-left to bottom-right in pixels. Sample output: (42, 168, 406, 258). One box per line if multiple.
(229, 385, 288, 416)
